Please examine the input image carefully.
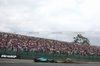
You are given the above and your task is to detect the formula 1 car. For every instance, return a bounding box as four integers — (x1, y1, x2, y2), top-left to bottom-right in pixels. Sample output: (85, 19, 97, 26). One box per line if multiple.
(33, 57, 57, 63)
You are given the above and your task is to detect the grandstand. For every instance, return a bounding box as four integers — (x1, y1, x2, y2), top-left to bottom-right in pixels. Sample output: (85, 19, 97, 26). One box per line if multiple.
(0, 32, 100, 61)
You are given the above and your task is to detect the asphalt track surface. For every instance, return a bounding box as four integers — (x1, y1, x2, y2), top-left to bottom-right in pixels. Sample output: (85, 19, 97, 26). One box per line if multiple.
(0, 63, 100, 66)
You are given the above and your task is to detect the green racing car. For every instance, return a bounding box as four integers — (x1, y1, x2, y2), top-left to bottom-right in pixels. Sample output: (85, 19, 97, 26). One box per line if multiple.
(33, 57, 57, 63)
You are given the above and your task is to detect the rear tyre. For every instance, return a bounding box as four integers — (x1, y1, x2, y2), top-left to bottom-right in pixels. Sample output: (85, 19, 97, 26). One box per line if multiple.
(34, 58, 39, 62)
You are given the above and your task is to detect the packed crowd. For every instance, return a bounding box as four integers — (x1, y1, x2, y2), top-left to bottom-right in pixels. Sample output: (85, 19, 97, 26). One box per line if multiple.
(0, 32, 100, 56)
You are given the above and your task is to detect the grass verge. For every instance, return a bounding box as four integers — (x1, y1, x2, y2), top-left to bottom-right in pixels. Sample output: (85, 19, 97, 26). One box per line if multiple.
(0, 61, 34, 63)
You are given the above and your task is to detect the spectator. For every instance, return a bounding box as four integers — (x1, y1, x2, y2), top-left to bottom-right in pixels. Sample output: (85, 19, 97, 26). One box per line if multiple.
(0, 32, 100, 56)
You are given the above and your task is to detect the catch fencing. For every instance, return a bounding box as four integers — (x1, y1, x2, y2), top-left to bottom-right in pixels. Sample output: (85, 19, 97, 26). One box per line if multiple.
(0, 50, 100, 62)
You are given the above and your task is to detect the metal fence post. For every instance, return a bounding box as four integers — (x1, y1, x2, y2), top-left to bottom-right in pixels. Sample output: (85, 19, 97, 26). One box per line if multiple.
(16, 35, 19, 55)
(44, 39, 47, 57)
(5, 34, 9, 54)
(26, 39, 28, 56)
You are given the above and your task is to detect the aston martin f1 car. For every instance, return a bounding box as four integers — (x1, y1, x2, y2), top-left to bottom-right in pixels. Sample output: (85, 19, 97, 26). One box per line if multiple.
(34, 57, 57, 63)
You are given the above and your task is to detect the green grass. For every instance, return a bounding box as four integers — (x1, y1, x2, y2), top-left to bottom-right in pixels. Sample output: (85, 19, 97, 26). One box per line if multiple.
(0, 60, 54, 63)
(0, 61, 34, 63)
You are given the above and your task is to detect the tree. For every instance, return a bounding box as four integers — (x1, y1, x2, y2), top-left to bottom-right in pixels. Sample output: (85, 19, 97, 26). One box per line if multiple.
(73, 34, 90, 45)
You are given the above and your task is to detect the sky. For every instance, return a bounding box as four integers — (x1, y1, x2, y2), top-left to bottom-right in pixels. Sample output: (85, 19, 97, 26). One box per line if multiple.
(0, 0, 100, 46)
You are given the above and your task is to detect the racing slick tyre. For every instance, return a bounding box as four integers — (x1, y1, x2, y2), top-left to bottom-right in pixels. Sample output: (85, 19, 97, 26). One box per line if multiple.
(34, 58, 39, 62)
